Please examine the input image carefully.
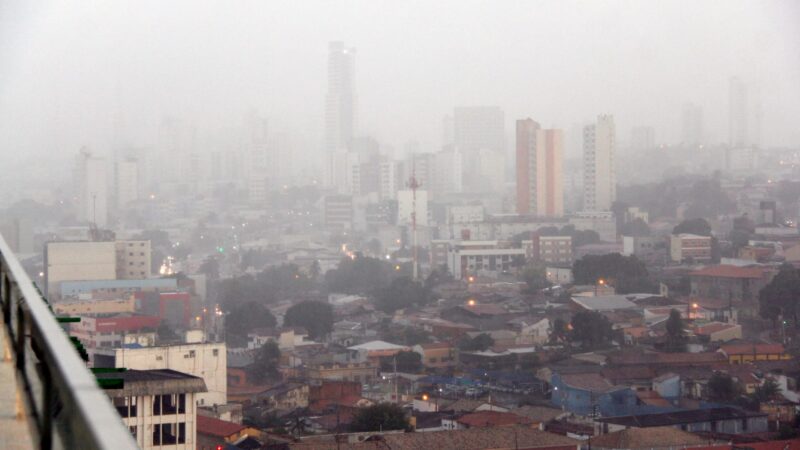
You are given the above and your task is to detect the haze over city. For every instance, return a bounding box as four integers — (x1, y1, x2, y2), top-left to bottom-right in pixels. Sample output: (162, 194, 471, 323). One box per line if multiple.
(1, 2, 800, 450)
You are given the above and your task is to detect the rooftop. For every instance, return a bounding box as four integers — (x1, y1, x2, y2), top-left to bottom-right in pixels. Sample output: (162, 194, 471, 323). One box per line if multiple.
(197, 414, 247, 438)
(591, 426, 709, 449)
(347, 340, 408, 351)
(95, 369, 207, 398)
(598, 407, 766, 427)
(689, 265, 770, 279)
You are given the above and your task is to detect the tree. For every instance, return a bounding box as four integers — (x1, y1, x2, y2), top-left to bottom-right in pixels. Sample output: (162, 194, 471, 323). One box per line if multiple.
(752, 378, 780, 403)
(707, 372, 738, 402)
(572, 253, 654, 294)
(392, 351, 422, 373)
(759, 264, 800, 327)
(520, 264, 551, 294)
(664, 309, 687, 352)
(284, 301, 334, 339)
(459, 333, 494, 351)
(570, 311, 613, 349)
(225, 301, 277, 347)
(325, 256, 393, 294)
(350, 403, 410, 432)
(424, 267, 454, 290)
(249, 341, 281, 383)
(374, 277, 433, 313)
(673, 218, 712, 236)
(309, 260, 321, 280)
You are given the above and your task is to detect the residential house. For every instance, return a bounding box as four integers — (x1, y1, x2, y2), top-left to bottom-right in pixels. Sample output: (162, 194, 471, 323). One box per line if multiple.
(256, 383, 309, 412)
(549, 372, 639, 417)
(719, 343, 790, 364)
(197, 415, 261, 450)
(413, 342, 458, 370)
(694, 322, 742, 342)
(598, 407, 768, 435)
(591, 426, 711, 450)
(306, 362, 378, 384)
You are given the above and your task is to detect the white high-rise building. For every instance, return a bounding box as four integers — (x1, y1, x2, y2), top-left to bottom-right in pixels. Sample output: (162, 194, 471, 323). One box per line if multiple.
(75, 149, 108, 228)
(729, 77, 749, 147)
(379, 160, 401, 201)
(583, 115, 616, 212)
(324, 41, 356, 189)
(453, 106, 505, 193)
(682, 103, 704, 146)
(116, 157, 140, 208)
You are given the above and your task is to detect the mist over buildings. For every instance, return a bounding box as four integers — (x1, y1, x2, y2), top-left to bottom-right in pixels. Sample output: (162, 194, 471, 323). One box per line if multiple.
(1, 1, 799, 189)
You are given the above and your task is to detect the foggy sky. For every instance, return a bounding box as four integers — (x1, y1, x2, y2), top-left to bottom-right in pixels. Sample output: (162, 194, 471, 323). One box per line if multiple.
(1, 0, 799, 169)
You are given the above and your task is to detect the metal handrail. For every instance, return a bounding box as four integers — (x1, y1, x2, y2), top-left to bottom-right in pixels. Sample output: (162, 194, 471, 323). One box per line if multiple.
(0, 234, 138, 450)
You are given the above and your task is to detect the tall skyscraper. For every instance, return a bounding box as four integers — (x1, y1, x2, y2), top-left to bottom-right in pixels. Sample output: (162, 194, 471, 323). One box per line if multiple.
(516, 119, 564, 217)
(729, 77, 748, 147)
(324, 41, 357, 189)
(115, 156, 139, 208)
(453, 106, 505, 192)
(583, 115, 616, 212)
(682, 103, 704, 146)
(75, 149, 108, 228)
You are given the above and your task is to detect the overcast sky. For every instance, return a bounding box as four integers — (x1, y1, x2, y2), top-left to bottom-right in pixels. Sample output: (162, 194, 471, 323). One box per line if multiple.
(1, 0, 799, 167)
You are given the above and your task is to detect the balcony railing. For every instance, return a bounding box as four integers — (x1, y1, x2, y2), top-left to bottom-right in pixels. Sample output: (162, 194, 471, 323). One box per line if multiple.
(0, 235, 138, 450)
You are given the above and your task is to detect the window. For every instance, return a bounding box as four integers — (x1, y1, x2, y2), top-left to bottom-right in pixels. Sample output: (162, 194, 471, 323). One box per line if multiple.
(213, 349, 219, 356)
(114, 396, 137, 418)
(129, 426, 137, 437)
(153, 423, 182, 445)
(153, 394, 178, 415)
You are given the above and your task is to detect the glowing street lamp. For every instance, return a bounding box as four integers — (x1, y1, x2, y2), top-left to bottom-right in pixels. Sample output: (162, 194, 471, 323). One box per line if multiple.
(467, 299, 477, 307)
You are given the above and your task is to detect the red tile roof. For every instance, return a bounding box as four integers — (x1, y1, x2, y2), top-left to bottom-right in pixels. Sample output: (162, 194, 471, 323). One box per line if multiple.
(689, 265, 769, 279)
(197, 415, 246, 438)
(719, 343, 786, 356)
(458, 304, 507, 316)
(456, 411, 534, 428)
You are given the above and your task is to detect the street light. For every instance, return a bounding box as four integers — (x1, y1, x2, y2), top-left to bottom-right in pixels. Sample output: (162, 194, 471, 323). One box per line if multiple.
(467, 299, 476, 306)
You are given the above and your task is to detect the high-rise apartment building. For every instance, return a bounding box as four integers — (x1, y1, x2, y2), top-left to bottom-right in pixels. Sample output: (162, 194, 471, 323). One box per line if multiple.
(516, 119, 564, 217)
(583, 115, 616, 212)
(682, 103, 704, 146)
(729, 77, 748, 147)
(453, 106, 505, 192)
(324, 41, 356, 189)
(75, 149, 109, 228)
(115, 156, 140, 208)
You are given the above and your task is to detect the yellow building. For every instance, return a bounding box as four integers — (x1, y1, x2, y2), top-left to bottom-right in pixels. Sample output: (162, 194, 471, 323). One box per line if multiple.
(719, 344, 790, 364)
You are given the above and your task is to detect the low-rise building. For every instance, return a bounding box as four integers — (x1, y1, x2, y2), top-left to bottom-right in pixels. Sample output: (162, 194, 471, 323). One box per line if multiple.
(413, 342, 458, 369)
(256, 382, 309, 412)
(670, 234, 712, 263)
(689, 265, 776, 303)
(719, 343, 791, 364)
(96, 340, 227, 407)
(306, 362, 378, 384)
(535, 235, 573, 266)
(70, 315, 161, 364)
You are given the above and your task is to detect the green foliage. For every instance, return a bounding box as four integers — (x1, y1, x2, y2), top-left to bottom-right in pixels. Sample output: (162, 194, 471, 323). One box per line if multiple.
(759, 264, 800, 327)
(284, 301, 334, 339)
(673, 218, 712, 236)
(374, 277, 433, 313)
(424, 267, 454, 290)
(390, 351, 422, 373)
(249, 341, 281, 383)
(217, 264, 311, 308)
(350, 403, 410, 432)
(325, 256, 394, 294)
(520, 264, 551, 294)
(225, 301, 277, 347)
(682, 178, 736, 219)
(664, 309, 687, 352)
(752, 378, 780, 403)
(707, 372, 738, 402)
(459, 333, 494, 351)
(572, 253, 654, 294)
(570, 311, 613, 349)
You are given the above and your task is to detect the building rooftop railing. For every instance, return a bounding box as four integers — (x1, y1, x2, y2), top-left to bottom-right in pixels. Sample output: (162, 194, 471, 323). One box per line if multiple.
(0, 234, 138, 450)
